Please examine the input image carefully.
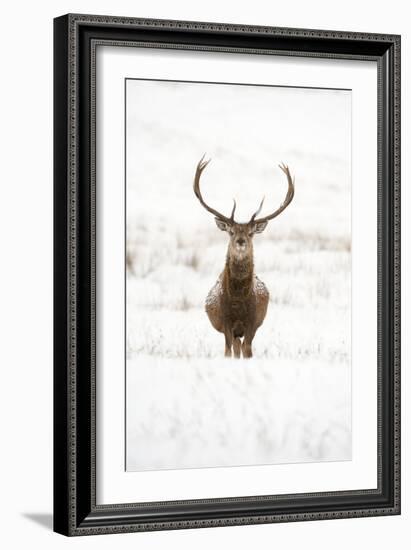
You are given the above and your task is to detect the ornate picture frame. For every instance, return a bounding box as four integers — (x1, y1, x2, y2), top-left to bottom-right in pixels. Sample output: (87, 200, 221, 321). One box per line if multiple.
(53, 14, 400, 536)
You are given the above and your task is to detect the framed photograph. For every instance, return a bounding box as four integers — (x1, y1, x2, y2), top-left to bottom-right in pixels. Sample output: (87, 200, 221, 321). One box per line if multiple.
(53, 14, 401, 536)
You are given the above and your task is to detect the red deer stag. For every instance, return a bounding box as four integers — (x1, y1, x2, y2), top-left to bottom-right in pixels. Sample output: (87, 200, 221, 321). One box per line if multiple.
(194, 156, 295, 358)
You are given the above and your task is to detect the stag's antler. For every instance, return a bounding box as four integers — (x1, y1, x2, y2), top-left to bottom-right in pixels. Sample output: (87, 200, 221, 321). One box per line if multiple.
(193, 155, 236, 224)
(250, 163, 295, 224)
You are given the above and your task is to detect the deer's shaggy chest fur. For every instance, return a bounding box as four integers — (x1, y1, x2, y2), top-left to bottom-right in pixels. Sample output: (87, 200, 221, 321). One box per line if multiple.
(205, 255, 269, 358)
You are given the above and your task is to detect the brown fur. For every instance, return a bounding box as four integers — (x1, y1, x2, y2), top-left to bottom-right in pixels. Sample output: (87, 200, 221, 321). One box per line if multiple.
(205, 224, 269, 358)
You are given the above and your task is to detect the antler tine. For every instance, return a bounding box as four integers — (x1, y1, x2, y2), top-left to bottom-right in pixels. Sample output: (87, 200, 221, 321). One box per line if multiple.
(230, 199, 237, 222)
(250, 196, 265, 223)
(197, 153, 211, 173)
(250, 163, 295, 225)
(193, 155, 235, 224)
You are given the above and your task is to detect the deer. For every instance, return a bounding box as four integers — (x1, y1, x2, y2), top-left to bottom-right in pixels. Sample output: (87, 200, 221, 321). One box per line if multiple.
(193, 156, 295, 359)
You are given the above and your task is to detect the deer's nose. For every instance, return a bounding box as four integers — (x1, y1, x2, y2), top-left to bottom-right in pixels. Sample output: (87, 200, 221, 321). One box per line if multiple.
(237, 238, 246, 246)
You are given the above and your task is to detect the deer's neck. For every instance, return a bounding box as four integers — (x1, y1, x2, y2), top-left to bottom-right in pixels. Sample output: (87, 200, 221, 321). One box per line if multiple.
(225, 250, 254, 295)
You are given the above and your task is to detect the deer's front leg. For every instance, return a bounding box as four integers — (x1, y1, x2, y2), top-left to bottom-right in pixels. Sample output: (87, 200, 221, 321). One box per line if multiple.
(233, 337, 242, 359)
(224, 331, 233, 358)
(242, 341, 252, 358)
(242, 328, 256, 359)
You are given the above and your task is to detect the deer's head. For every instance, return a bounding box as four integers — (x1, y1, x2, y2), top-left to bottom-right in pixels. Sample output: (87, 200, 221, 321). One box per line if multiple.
(193, 156, 295, 261)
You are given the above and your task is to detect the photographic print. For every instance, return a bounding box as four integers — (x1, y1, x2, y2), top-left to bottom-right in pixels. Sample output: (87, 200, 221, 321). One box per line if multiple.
(54, 15, 400, 534)
(125, 78, 351, 472)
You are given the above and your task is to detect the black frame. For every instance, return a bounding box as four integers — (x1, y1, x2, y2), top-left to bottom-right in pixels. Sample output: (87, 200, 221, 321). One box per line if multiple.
(54, 13, 401, 536)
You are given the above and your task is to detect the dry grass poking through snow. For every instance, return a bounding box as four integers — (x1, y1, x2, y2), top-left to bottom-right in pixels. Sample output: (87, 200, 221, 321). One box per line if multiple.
(126, 220, 351, 471)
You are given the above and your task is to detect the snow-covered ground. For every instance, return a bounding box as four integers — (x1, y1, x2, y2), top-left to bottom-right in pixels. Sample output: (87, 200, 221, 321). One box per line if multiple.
(127, 358, 350, 471)
(125, 79, 351, 471)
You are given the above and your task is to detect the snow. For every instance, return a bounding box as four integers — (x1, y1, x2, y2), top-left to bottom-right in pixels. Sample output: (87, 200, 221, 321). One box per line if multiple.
(205, 275, 223, 309)
(127, 357, 351, 471)
(125, 79, 351, 471)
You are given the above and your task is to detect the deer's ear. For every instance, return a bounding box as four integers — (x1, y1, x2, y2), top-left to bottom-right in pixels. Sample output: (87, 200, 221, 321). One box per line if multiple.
(252, 220, 268, 234)
(215, 218, 230, 232)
